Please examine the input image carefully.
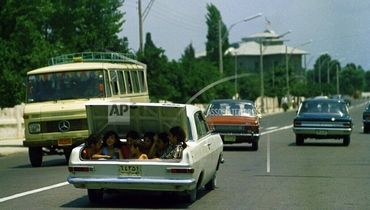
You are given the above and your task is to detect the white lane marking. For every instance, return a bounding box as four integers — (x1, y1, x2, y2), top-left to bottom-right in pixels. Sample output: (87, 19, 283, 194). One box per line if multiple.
(261, 124, 293, 136)
(267, 134, 270, 173)
(265, 126, 279, 131)
(261, 125, 293, 174)
(0, 182, 68, 203)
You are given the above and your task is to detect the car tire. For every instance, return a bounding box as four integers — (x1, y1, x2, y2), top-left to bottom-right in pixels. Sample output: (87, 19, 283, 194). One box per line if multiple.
(296, 135, 304, 146)
(251, 141, 258, 151)
(343, 135, 350, 146)
(364, 124, 370, 133)
(185, 188, 197, 203)
(87, 189, 103, 203)
(29, 147, 43, 167)
(205, 172, 217, 191)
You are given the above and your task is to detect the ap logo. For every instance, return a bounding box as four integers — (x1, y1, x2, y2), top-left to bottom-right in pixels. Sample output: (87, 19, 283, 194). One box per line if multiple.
(108, 104, 130, 124)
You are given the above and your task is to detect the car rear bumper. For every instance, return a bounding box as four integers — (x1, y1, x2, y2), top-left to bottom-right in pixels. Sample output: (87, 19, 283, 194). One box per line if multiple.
(293, 127, 352, 136)
(67, 176, 196, 191)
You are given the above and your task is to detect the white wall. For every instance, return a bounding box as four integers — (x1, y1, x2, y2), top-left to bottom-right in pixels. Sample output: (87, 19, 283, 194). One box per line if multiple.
(0, 104, 24, 140)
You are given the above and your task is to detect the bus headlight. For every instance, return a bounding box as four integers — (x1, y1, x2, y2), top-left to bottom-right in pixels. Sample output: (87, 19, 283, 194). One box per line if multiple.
(29, 123, 41, 134)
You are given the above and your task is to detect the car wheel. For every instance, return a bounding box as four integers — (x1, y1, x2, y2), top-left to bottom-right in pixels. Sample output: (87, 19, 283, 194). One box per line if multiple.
(29, 147, 43, 167)
(185, 188, 197, 203)
(205, 172, 217, 190)
(364, 124, 370, 133)
(296, 135, 304, 145)
(251, 141, 259, 151)
(343, 135, 350, 146)
(87, 189, 103, 203)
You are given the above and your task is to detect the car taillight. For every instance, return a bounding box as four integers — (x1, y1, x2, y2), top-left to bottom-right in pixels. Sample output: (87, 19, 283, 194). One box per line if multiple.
(167, 167, 194, 174)
(68, 166, 94, 173)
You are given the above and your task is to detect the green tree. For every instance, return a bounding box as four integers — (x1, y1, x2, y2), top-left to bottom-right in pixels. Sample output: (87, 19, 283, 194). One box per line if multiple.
(49, 0, 125, 53)
(340, 63, 365, 98)
(364, 71, 370, 91)
(205, 3, 228, 64)
(0, 0, 126, 107)
(177, 43, 222, 103)
(138, 33, 176, 102)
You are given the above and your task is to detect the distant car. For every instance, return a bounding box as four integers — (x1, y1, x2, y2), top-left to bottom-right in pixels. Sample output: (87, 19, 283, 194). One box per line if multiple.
(329, 94, 351, 106)
(67, 102, 224, 203)
(205, 99, 260, 151)
(293, 98, 352, 146)
(363, 102, 370, 133)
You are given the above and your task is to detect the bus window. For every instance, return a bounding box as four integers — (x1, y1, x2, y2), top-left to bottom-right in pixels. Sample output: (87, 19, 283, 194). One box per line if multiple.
(124, 71, 133, 94)
(104, 71, 112, 97)
(138, 70, 147, 92)
(109, 70, 119, 95)
(118, 71, 126, 94)
(26, 70, 106, 102)
(131, 71, 140, 93)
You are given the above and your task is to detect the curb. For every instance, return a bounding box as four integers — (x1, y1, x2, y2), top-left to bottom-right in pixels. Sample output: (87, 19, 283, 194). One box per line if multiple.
(0, 139, 27, 157)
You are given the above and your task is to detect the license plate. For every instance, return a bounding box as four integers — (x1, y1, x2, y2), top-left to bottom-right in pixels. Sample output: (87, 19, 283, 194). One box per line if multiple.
(316, 130, 327, 135)
(119, 165, 141, 176)
(224, 135, 236, 142)
(58, 138, 72, 146)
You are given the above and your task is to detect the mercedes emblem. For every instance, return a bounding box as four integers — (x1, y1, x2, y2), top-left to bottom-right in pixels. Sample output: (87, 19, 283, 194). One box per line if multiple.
(58, 120, 70, 132)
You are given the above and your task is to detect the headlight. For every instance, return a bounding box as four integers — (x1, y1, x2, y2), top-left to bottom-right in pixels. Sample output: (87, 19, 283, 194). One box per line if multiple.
(29, 123, 41, 134)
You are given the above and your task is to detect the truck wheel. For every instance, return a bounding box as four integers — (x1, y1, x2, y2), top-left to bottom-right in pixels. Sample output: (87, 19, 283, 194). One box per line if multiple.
(205, 172, 217, 190)
(296, 135, 304, 146)
(251, 141, 258, 151)
(343, 136, 350, 146)
(29, 147, 43, 167)
(87, 189, 103, 203)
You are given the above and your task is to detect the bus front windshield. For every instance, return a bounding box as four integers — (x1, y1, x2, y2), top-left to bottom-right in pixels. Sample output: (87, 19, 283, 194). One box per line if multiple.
(27, 70, 105, 103)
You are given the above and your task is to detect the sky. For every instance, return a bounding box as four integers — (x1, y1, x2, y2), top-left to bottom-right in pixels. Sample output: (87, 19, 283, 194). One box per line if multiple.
(120, 0, 370, 70)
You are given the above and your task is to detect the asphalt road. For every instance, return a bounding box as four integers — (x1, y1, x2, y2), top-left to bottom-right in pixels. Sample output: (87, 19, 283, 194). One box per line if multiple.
(0, 102, 369, 209)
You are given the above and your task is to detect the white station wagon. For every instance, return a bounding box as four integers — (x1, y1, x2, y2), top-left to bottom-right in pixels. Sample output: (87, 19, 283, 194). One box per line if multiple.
(67, 101, 223, 203)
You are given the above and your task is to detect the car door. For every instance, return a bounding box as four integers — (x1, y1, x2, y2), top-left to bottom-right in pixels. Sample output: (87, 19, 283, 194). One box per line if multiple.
(194, 111, 220, 181)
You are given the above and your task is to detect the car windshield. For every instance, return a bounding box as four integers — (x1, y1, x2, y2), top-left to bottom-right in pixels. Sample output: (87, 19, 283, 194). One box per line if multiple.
(209, 101, 256, 116)
(299, 100, 348, 115)
(26, 70, 105, 102)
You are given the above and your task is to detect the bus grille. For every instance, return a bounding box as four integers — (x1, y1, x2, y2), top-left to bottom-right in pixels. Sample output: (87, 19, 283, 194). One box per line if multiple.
(40, 119, 88, 133)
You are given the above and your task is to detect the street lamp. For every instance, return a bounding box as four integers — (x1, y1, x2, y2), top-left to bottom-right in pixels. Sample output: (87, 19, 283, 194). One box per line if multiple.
(285, 39, 312, 96)
(218, 13, 262, 74)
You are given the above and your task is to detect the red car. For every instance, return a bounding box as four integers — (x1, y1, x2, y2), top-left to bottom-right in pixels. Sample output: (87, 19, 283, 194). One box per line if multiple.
(205, 99, 260, 151)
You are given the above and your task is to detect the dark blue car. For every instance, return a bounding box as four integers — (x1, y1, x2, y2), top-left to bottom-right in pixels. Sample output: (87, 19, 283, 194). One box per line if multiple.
(293, 98, 352, 146)
(363, 101, 370, 133)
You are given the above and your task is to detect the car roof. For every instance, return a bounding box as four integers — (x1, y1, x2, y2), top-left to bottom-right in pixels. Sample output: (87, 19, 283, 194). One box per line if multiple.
(210, 99, 254, 104)
(303, 98, 346, 103)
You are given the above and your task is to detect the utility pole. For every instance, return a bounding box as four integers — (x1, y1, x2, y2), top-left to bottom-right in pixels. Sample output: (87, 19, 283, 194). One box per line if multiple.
(285, 45, 289, 96)
(218, 19, 223, 74)
(138, 0, 144, 53)
(260, 39, 264, 113)
(327, 60, 330, 84)
(336, 64, 340, 95)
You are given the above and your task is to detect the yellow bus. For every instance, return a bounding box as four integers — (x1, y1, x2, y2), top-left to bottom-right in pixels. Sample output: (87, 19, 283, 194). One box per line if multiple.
(23, 52, 149, 167)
